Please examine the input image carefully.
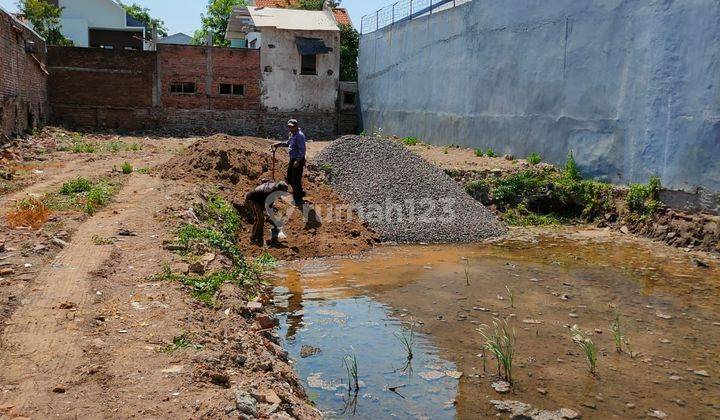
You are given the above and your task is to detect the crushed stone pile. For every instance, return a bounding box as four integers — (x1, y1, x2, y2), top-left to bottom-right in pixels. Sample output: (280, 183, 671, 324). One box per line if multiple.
(160, 135, 377, 259)
(315, 135, 506, 243)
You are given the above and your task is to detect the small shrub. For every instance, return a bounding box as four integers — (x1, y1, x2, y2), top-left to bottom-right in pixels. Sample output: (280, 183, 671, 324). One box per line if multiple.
(6, 197, 51, 229)
(527, 153, 542, 165)
(85, 184, 112, 214)
(60, 178, 92, 195)
(443, 146, 449, 154)
(464, 179, 489, 198)
(563, 152, 581, 180)
(402, 137, 419, 146)
(626, 176, 662, 215)
(121, 162, 133, 174)
(501, 203, 565, 226)
(486, 148, 496, 158)
(474, 148, 484, 157)
(137, 167, 151, 174)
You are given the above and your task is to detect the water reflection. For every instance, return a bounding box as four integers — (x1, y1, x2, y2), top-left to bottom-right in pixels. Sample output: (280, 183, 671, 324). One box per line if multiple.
(273, 273, 459, 419)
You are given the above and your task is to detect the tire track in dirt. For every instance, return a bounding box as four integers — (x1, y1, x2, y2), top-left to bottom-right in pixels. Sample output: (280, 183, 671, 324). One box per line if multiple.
(0, 174, 165, 417)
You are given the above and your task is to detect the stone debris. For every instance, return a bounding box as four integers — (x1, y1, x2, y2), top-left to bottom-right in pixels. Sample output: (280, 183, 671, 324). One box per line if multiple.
(300, 345, 321, 358)
(315, 135, 506, 243)
(647, 410, 668, 419)
(490, 400, 580, 419)
(234, 389, 258, 417)
(492, 381, 511, 394)
(418, 370, 446, 381)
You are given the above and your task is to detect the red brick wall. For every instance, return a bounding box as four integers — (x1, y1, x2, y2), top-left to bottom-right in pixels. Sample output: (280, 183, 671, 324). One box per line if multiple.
(48, 47, 155, 108)
(0, 10, 48, 139)
(158, 44, 261, 110)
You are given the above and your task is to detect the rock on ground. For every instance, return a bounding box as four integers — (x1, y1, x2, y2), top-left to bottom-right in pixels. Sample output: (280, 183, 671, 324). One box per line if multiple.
(490, 400, 581, 419)
(315, 136, 506, 243)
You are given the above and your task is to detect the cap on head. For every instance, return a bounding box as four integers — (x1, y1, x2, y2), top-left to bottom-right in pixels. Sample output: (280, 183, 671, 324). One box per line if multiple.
(287, 119, 299, 127)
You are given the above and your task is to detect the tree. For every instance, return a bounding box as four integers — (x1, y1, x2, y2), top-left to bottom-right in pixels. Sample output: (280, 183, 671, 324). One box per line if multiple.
(295, 0, 341, 10)
(120, 2, 168, 40)
(192, 0, 246, 46)
(339, 23, 358, 81)
(16, 0, 72, 46)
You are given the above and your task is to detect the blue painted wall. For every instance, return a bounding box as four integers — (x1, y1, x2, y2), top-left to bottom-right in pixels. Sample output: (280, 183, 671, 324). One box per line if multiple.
(359, 0, 720, 193)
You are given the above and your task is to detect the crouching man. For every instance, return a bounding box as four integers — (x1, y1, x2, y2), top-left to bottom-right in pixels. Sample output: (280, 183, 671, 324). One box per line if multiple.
(245, 180, 289, 246)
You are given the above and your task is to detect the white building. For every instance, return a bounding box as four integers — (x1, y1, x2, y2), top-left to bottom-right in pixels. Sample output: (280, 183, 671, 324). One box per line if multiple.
(53, 0, 146, 50)
(226, 5, 340, 112)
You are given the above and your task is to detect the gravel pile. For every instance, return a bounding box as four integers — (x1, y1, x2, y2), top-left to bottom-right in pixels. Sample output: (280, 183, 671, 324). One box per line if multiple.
(315, 135, 506, 243)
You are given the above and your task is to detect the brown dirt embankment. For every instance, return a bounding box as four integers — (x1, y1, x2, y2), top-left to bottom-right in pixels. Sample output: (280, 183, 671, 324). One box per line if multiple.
(160, 135, 377, 260)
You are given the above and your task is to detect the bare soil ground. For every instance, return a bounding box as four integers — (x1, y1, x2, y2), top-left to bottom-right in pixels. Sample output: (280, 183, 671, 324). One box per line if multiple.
(0, 131, 331, 419)
(160, 135, 377, 260)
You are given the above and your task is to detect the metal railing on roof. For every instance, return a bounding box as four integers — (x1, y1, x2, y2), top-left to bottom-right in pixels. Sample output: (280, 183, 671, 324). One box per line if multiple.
(360, 0, 473, 34)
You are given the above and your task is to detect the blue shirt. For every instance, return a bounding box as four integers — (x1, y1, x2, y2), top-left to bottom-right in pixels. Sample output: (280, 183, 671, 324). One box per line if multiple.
(287, 129, 307, 159)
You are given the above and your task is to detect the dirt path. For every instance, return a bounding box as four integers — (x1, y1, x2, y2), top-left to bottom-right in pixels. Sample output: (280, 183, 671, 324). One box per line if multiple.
(0, 174, 163, 415)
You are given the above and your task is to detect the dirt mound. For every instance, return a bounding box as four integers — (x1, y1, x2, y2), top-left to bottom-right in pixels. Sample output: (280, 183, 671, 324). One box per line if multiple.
(160, 135, 377, 259)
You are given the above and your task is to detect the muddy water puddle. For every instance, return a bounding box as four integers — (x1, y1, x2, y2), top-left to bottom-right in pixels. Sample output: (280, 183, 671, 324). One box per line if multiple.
(271, 231, 720, 419)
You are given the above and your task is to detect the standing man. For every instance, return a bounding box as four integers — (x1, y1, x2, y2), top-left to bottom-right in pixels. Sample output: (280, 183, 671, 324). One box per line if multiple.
(272, 119, 306, 206)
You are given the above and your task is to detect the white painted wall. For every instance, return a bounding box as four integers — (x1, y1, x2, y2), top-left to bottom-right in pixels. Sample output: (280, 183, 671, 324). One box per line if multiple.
(58, 0, 138, 47)
(259, 27, 340, 112)
(59, 16, 89, 46)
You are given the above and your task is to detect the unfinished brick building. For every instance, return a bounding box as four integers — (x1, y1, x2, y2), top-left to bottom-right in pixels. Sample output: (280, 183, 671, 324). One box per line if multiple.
(47, 42, 350, 139)
(0, 7, 48, 141)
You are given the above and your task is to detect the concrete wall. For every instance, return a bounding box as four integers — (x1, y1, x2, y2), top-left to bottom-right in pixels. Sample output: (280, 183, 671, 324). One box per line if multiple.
(0, 9, 48, 140)
(260, 27, 340, 112)
(359, 0, 720, 194)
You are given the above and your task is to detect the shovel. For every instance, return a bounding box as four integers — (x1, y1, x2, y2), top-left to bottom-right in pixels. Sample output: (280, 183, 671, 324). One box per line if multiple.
(270, 146, 276, 181)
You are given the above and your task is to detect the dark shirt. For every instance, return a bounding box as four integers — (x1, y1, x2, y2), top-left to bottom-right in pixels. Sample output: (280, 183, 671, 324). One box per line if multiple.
(246, 182, 285, 204)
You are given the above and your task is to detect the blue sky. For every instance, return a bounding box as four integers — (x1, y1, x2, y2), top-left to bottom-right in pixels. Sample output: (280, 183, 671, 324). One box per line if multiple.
(0, 0, 386, 35)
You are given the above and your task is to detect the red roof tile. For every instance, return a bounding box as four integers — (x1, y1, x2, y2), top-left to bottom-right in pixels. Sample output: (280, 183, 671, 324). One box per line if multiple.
(333, 8, 352, 26)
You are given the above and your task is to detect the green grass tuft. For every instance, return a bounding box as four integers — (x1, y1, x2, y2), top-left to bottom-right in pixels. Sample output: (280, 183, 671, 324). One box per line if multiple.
(121, 162, 133, 174)
(478, 318, 516, 383)
(402, 137, 419, 146)
(570, 325, 598, 375)
(527, 153, 542, 165)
